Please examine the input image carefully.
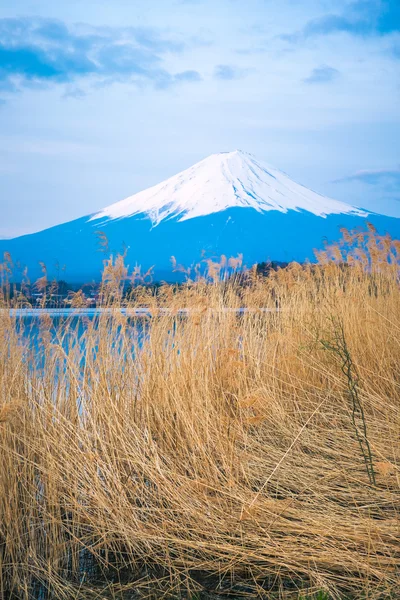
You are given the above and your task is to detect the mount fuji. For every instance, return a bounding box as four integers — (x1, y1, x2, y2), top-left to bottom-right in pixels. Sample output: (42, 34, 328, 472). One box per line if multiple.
(1, 150, 399, 282)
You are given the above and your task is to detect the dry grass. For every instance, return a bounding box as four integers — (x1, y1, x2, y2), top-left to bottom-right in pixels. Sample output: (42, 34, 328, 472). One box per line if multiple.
(0, 227, 399, 599)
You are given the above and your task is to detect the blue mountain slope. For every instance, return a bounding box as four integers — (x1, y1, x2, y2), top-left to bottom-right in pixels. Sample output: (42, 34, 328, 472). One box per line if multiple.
(1, 208, 399, 283)
(2, 151, 399, 282)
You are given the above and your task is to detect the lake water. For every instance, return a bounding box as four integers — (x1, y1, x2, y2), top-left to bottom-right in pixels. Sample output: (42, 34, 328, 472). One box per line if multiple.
(5, 307, 274, 318)
(3, 306, 276, 362)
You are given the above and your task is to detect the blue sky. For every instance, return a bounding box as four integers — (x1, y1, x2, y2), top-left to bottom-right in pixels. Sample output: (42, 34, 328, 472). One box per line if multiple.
(0, 0, 399, 237)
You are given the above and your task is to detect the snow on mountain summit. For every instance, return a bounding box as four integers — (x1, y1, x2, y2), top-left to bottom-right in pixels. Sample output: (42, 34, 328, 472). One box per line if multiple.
(91, 150, 367, 225)
(3, 150, 400, 283)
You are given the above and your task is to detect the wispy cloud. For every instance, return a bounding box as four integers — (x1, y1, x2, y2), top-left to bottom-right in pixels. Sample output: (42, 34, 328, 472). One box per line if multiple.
(62, 86, 86, 100)
(213, 64, 249, 81)
(174, 70, 202, 82)
(0, 16, 202, 94)
(281, 0, 400, 44)
(333, 166, 400, 185)
(304, 65, 340, 84)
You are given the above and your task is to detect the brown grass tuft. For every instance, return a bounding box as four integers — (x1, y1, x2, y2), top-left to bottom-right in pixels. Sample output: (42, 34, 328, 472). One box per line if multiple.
(0, 226, 399, 599)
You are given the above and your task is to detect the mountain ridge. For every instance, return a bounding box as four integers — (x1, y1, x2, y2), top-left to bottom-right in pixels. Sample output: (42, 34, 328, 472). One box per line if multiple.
(90, 150, 367, 226)
(1, 151, 399, 282)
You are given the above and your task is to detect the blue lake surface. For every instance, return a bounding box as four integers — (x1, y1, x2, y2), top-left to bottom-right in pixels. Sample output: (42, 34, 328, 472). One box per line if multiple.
(7, 308, 176, 318)
(3, 307, 274, 362)
(4, 307, 275, 321)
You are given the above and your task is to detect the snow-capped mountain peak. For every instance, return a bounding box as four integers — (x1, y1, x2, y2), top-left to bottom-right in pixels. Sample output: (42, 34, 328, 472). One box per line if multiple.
(3, 150, 400, 283)
(90, 150, 367, 225)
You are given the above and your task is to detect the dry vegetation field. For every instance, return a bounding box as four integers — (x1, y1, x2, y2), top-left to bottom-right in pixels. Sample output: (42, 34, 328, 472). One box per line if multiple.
(0, 226, 399, 599)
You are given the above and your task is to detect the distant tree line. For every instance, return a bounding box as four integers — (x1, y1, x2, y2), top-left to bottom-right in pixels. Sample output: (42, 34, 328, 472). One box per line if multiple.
(2, 261, 294, 307)
(256, 260, 289, 276)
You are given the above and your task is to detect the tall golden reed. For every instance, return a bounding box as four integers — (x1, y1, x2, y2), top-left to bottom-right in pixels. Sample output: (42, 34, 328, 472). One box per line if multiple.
(0, 226, 399, 599)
